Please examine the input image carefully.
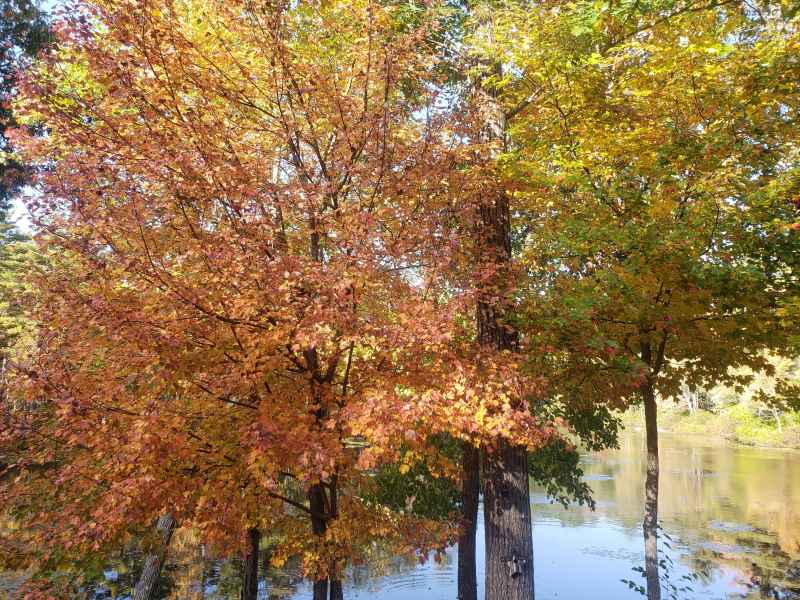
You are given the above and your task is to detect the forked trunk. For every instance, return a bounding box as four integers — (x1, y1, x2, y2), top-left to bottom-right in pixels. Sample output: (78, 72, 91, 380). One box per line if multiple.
(241, 527, 260, 600)
(133, 513, 176, 600)
(643, 382, 661, 600)
(458, 442, 480, 600)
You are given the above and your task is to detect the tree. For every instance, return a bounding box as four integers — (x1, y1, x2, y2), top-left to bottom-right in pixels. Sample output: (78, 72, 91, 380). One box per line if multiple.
(5, 2, 592, 598)
(0, 0, 49, 403)
(240, 527, 259, 600)
(481, 1, 800, 598)
(5, 0, 464, 596)
(0, 0, 49, 209)
(10, 2, 796, 599)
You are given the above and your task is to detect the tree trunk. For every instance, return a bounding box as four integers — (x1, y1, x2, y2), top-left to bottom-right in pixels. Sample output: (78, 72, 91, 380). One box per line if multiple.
(241, 527, 260, 600)
(458, 442, 480, 600)
(772, 407, 783, 433)
(473, 124, 534, 600)
(201, 544, 207, 599)
(643, 382, 661, 600)
(329, 580, 343, 600)
(328, 480, 343, 600)
(308, 482, 342, 600)
(483, 440, 534, 600)
(309, 483, 329, 600)
(473, 67, 534, 600)
(133, 513, 176, 600)
(312, 580, 328, 600)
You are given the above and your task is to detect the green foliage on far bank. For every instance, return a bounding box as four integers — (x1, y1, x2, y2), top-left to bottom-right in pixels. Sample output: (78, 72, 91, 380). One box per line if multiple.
(623, 405, 800, 450)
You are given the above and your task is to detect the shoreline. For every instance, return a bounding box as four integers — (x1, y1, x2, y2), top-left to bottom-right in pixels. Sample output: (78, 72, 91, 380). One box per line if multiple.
(620, 407, 800, 452)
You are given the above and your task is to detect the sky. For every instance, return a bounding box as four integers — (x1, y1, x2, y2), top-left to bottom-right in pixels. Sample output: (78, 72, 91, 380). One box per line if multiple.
(10, 190, 34, 235)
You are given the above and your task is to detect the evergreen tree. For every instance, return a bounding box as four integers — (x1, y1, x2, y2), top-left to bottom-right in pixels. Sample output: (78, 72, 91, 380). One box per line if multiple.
(0, 0, 49, 395)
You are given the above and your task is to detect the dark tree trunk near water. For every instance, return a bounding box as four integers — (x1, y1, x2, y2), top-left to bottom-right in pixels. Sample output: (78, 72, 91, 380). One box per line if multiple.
(308, 480, 342, 600)
(329, 579, 343, 600)
(133, 513, 176, 600)
(309, 482, 329, 600)
(483, 440, 534, 600)
(312, 580, 328, 600)
(458, 442, 480, 600)
(328, 475, 342, 600)
(241, 527, 260, 600)
(643, 381, 661, 600)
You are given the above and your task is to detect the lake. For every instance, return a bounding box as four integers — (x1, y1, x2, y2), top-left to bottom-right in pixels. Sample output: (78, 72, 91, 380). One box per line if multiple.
(8, 428, 800, 599)
(280, 429, 800, 600)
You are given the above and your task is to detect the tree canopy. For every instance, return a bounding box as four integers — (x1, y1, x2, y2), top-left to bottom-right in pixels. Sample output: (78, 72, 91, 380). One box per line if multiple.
(0, 0, 798, 598)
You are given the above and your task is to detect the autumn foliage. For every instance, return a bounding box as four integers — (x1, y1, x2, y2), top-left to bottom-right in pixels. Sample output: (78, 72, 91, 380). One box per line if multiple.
(1, 0, 799, 597)
(1, 0, 556, 592)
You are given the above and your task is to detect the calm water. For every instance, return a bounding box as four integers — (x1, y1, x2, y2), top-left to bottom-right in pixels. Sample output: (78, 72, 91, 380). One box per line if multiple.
(282, 430, 800, 600)
(8, 429, 800, 599)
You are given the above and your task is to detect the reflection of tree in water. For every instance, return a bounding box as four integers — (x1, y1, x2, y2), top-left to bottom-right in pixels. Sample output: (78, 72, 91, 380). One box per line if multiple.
(688, 527, 800, 599)
(622, 524, 714, 600)
(621, 524, 800, 600)
(84, 529, 443, 599)
(537, 431, 800, 599)
(176, 547, 304, 599)
(72, 433, 800, 599)
(85, 542, 296, 599)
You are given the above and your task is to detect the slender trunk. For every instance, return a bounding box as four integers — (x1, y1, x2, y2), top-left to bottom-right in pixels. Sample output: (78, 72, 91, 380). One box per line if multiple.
(329, 580, 343, 600)
(133, 513, 176, 600)
(201, 544, 207, 599)
(458, 442, 480, 600)
(308, 483, 342, 599)
(312, 580, 328, 600)
(309, 483, 329, 600)
(241, 528, 260, 600)
(772, 407, 783, 433)
(328, 476, 343, 600)
(1, 355, 8, 411)
(643, 382, 661, 600)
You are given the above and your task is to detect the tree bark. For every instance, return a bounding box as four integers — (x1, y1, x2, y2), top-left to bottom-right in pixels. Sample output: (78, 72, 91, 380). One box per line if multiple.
(483, 441, 534, 600)
(133, 513, 176, 600)
(458, 442, 480, 600)
(309, 482, 329, 600)
(241, 527, 260, 600)
(312, 579, 328, 600)
(328, 479, 343, 600)
(643, 381, 661, 600)
(473, 63, 535, 600)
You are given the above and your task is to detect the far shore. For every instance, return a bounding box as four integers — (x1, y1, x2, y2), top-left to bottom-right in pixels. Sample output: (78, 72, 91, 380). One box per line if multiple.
(621, 406, 800, 452)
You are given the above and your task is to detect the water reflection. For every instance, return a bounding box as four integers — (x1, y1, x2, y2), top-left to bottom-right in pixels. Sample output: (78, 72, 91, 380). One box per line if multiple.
(59, 430, 800, 598)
